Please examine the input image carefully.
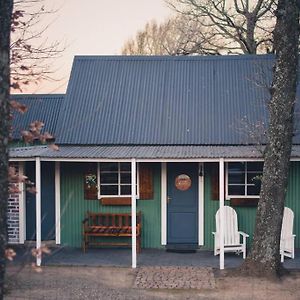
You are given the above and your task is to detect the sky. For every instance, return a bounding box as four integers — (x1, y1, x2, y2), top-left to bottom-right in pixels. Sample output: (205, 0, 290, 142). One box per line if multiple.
(24, 0, 172, 94)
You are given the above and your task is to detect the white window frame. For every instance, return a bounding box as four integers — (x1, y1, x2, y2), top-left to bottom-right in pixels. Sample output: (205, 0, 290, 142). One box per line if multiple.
(97, 162, 139, 198)
(226, 162, 262, 199)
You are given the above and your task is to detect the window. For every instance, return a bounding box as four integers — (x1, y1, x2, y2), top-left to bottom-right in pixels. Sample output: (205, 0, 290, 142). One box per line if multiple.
(227, 162, 263, 198)
(98, 162, 134, 197)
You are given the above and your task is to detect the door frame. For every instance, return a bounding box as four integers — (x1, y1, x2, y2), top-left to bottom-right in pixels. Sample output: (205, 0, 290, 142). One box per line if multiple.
(161, 162, 204, 246)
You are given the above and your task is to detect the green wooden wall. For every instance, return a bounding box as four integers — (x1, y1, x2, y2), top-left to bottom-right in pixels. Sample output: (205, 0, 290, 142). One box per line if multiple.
(60, 161, 300, 250)
(203, 161, 300, 250)
(60, 162, 162, 248)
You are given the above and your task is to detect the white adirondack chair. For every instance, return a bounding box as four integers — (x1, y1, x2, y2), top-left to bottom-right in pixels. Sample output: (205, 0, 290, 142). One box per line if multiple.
(280, 207, 296, 262)
(213, 206, 249, 259)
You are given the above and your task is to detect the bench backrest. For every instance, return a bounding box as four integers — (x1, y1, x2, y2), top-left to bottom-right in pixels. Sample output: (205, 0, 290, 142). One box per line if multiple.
(85, 211, 142, 227)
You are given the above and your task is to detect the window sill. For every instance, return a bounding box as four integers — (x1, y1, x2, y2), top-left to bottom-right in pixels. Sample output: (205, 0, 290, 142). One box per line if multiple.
(230, 198, 259, 207)
(100, 197, 131, 206)
(226, 195, 260, 199)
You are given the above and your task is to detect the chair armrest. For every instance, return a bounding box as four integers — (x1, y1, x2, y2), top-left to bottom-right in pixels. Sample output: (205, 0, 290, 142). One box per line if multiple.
(82, 218, 89, 225)
(281, 235, 296, 242)
(212, 232, 219, 240)
(238, 231, 249, 238)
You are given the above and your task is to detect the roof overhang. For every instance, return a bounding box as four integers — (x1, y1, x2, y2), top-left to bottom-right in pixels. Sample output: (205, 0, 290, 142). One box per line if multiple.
(8, 145, 300, 162)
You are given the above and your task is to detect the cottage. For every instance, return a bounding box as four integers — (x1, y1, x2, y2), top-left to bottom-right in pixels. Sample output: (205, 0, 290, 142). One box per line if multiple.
(8, 55, 300, 269)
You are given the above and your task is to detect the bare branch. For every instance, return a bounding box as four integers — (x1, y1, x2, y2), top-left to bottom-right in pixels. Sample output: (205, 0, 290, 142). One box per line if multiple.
(10, 0, 66, 90)
(166, 0, 276, 54)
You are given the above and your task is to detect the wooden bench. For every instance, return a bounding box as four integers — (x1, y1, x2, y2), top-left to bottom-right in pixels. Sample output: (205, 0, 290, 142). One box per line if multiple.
(82, 211, 142, 253)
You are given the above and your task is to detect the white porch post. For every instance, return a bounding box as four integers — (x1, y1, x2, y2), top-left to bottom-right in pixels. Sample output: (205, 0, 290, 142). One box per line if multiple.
(18, 161, 25, 244)
(161, 162, 167, 245)
(35, 157, 42, 266)
(219, 158, 225, 270)
(131, 159, 137, 268)
(55, 162, 61, 245)
(198, 163, 204, 246)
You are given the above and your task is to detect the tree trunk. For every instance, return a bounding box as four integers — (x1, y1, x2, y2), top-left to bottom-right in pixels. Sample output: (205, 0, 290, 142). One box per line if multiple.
(240, 0, 300, 277)
(0, 0, 13, 298)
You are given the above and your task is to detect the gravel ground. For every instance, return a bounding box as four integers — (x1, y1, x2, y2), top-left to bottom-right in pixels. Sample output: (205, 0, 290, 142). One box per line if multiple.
(5, 265, 300, 300)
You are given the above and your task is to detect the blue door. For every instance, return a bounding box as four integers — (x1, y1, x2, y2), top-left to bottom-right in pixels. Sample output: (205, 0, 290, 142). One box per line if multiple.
(167, 163, 198, 244)
(25, 162, 55, 240)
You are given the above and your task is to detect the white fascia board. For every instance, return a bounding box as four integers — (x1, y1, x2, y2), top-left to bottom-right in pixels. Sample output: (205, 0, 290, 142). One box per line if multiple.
(9, 157, 300, 163)
(9, 158, 36, 162)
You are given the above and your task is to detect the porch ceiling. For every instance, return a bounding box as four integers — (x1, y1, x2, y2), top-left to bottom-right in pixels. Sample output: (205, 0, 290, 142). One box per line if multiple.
(8, 144, 300, 160)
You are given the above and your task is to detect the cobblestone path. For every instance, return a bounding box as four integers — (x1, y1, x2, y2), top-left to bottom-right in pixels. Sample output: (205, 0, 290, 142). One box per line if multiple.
(134, 266, 215, 289)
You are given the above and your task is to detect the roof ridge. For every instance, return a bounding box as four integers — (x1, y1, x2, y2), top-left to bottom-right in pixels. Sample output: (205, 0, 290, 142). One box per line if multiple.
(74, 54, 275, 62)
(11, 94, 65, 97)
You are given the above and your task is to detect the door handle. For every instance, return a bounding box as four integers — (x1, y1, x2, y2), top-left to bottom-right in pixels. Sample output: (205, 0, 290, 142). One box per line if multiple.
(167, 196, 171, 204)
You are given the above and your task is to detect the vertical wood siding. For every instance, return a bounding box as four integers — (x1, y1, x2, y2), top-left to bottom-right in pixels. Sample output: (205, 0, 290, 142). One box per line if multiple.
(60, 163, 162, 248)
(60, 161, 300, 250)
(203, 162, 300, 249)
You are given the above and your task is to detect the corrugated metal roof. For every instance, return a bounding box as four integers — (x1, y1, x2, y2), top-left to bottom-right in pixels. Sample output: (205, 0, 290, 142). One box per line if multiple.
(11, 145, 300, 159)
(55, 54, 300, 145)
(11, 94, 64, 140)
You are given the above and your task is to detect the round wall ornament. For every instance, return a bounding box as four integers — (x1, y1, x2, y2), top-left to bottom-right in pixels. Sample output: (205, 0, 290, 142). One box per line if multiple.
(175, 174, 192, 191)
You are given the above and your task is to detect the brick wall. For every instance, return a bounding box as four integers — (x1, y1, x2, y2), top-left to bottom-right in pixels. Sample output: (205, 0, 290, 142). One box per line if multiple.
(7, 163, 20, 244)
(7, 191, 20, 243)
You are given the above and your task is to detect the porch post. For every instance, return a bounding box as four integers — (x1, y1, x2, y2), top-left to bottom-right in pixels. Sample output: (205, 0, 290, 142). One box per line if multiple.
(18, 161, 25, 244)
(219, 158, 225, 270)
(35, 157, 42, 266)
(55, 162, 61, 245)
(131, 159, 137, 268)
(161, 162, 167, 245)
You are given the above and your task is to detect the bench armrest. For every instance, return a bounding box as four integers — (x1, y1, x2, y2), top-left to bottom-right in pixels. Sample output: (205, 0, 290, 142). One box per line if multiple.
(82, 218, 89, 225)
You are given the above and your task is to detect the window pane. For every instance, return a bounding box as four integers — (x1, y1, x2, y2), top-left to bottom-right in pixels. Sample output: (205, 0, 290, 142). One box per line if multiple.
(247, 162, 264, 171)
(121, 185, 131, 195)
(100, 172, 118, 184)
(228, 162, 245, 172)
(120, 173, 131, 184)
(100, 185, 118, 195)
(120, 163, 131, 171)
(247, 184, 261, 195)
(228, 185, 245, 196)
(228, 172, 245, 184)
(100, 163, 118, 172)
(247, 172, 262, 184)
